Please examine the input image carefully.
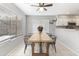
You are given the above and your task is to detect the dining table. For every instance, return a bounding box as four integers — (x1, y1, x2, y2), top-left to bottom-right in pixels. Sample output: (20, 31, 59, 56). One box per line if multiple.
(28, 31, 54, 56)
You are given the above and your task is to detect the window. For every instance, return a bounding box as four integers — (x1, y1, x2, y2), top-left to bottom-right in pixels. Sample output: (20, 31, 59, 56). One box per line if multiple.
(0, 16, 22, 41)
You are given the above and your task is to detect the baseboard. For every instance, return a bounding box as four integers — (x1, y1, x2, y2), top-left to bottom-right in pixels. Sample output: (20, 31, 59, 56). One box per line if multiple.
(57, 40, 79, 56)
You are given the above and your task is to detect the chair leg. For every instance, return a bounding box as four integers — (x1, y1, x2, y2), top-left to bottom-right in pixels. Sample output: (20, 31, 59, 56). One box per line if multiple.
(53, 43, 56, 53)
(24, 44, 27, 54)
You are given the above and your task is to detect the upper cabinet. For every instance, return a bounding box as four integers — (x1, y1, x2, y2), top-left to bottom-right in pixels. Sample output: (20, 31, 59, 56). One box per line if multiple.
(56, 15, 79, 26)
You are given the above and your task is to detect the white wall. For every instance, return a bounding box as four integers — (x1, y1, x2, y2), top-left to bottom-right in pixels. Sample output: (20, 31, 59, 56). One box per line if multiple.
(26, 16, 56, 35)
(0, 3, 26, 55)
(0, 35, 24, 56)
(56, 28, 79, 55)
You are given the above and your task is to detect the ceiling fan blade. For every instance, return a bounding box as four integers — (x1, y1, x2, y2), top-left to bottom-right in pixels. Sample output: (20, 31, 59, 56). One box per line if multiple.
(31, 5, 39, 7)
(44, 8, 47, 11)
(44, 4, 53, 7)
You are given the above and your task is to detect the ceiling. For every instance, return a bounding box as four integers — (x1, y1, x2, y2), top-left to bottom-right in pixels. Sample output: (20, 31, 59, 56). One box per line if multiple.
(15, 3, 79, 16)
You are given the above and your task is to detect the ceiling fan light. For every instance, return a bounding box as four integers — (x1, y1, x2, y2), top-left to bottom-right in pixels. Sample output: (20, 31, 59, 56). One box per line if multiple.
(36, 8, 41, 11)
(37, 7, 47, 12)
(39, 7, 45, 12)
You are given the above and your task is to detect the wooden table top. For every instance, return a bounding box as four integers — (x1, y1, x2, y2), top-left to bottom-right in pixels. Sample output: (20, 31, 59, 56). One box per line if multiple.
(28, 32, 54, 43)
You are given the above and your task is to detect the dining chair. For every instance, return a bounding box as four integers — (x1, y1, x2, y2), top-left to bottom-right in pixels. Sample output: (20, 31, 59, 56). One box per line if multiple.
(49, 35, 56, 53)
(24, 35, 32, 53)
(52, 35, 56, 52)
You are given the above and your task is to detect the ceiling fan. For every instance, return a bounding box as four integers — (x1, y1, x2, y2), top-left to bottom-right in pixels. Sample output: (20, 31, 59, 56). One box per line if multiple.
(31, 3, 53, 12)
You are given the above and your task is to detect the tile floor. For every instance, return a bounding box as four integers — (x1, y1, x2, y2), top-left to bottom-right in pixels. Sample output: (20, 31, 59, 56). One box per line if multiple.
(7, 40, 76, 56)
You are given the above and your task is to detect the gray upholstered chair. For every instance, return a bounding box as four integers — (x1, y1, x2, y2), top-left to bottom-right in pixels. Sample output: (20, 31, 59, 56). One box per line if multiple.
(52, 35, 56, 52)
(24, 35, 32, 53)
(49, 35, 56, 53)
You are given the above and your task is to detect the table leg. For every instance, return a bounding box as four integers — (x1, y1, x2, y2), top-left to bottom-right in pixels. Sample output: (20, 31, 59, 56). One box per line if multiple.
(24, 44, 27, 53)
(32, 42, 35, 55)
(46, 43, 49, 56)
(31, 42, 49, 56)
(39, 42, 42, 53)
